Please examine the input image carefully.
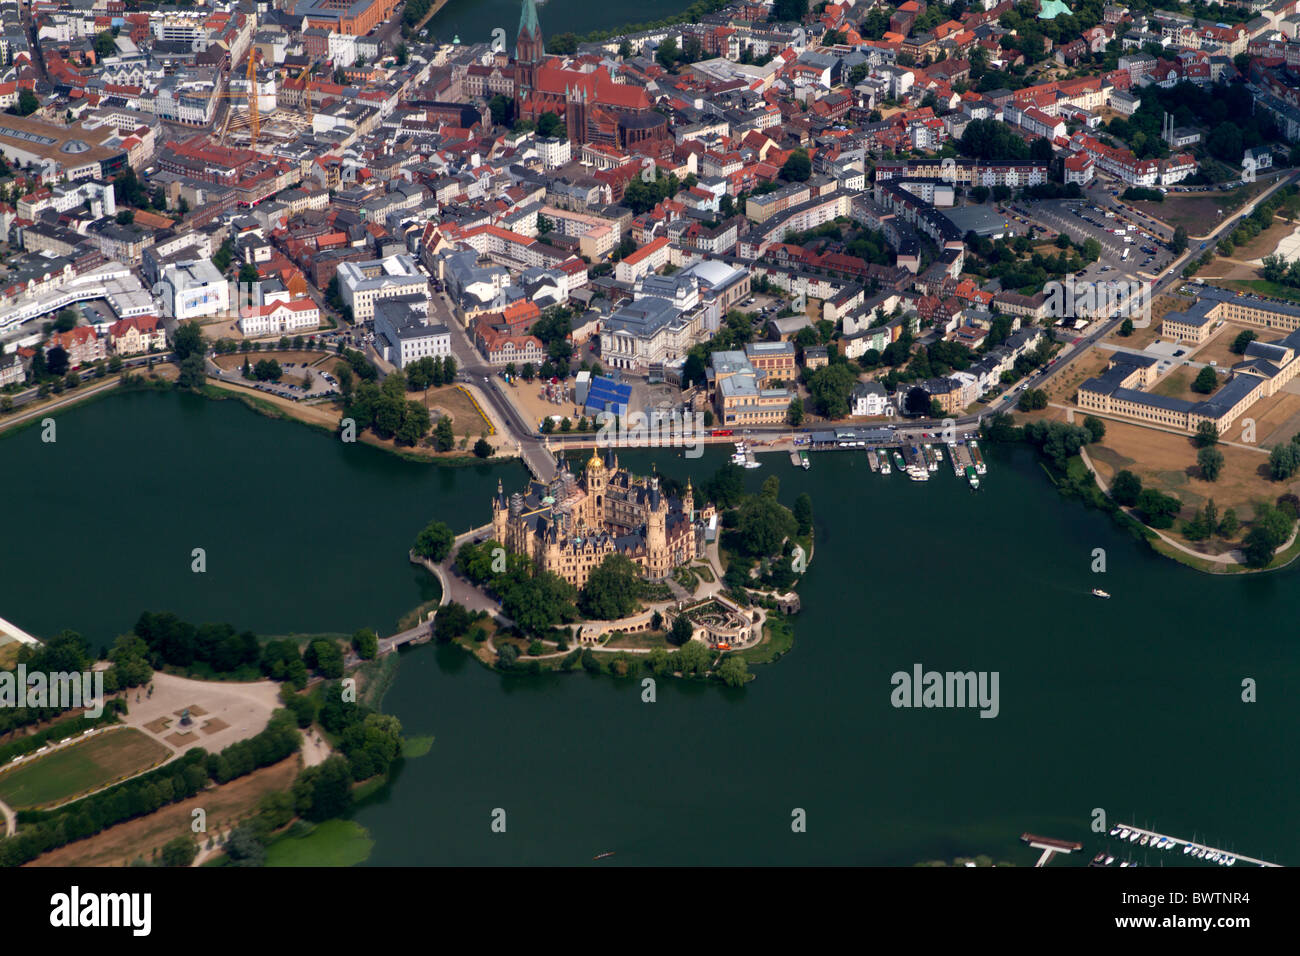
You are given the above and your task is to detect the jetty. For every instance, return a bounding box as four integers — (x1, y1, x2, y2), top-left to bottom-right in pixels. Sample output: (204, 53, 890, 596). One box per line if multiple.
(1021, 833, 1083, 867)
(1112, 824, 1280, 867)
(0, 614, 39, 645)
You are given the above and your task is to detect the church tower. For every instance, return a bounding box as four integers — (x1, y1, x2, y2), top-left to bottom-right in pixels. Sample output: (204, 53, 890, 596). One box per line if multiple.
(514, 0, 545, 110)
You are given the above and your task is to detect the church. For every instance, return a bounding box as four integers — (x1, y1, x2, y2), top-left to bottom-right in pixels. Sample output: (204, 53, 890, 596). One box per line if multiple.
(510, 0, 669, 151)
(491, 450, 714, 590)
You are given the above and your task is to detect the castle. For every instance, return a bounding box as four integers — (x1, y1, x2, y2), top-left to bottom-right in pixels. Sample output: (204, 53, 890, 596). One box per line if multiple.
(491, 450, 714, 590)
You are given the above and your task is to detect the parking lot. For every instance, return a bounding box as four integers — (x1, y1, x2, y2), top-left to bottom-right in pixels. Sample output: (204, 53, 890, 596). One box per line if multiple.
(1025, 197, 1171, 275)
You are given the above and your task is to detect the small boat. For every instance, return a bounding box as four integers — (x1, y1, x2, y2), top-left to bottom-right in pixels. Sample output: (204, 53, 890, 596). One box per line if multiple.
(800, 451, 810, 470)
(1129, 831, 1141, 843)
(1184, 844, 1196, 855)
(1118, 828, 1130, 839)
(1110, 826, 1121, 837)
(593, 851, 615, 861)
(1226, 856, 1236, 866)
(965, 465, 979, 489)
(892, 451, 905, 472)
(868, 448, 880, 472)
(879, 452, 891, 475)
(1139, 834, 1149, 846)
(1092, 588, 1110, 598)
(1090, 851, 1107, 866)
(1105, 855, 1115, 866)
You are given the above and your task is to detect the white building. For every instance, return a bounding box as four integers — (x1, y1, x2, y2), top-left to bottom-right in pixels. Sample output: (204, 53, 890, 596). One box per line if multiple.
(337, 254, 428, 321)
(160, 259, 229, 320)
(238, 299, 321, 337)
(374, 298, 451, 368)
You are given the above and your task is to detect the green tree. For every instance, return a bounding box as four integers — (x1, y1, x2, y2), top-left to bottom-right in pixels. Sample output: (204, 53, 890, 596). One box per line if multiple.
(433, 416, 455, 451)
(171, 321, 205, 360)
(1191, 366, 1218, 394)
(473, 437, 493, 458)
(1269, 442, 1300, 480)
(579, 553, 641, 620)
(1082, 415, 1105, 444)
(159, 835, 197, 867)
(1111, 469, 1142, 506)
(716, 655, 750, 687)
(787, 396, 804, 426)
(669, 615, 694, 647)
(16, 89, 39, 116)
(779, 149, 812, 182)
(1230, 330, 1257, 354)
(1172, 226, 1188, 255)
(352, 628, 378, 660)
(1194, 421, 1219, 448)
(1198, 446, 1224, 482)
(793, 493, 813, 537)
(413, 519, 455, 561)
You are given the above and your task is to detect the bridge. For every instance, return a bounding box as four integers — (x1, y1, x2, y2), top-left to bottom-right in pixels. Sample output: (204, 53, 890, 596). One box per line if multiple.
(378, 524, 499, 656)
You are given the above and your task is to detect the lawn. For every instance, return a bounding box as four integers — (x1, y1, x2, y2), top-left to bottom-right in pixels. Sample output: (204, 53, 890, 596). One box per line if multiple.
(1221, 279, 1300, 305)
(0, 729, 171, 809)
(265, 819, 374, 867)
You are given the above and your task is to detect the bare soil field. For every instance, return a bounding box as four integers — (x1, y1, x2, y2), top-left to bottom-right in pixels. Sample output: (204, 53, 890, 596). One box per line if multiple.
(1044, 349, 1111, 405)
(1088, 418, 1290, 526)
(25, 756, 302, 867)
(1150, 367, 1200, 401)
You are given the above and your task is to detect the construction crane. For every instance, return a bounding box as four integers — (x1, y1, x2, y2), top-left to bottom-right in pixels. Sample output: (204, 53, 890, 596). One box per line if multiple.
(211, 50, 263, 147)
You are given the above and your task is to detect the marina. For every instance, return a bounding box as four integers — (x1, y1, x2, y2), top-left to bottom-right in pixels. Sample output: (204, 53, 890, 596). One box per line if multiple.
(1105, 824, 1279, 867)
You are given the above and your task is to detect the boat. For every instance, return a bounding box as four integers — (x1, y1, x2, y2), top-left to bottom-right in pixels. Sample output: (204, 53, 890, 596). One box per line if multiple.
(892, 451, 905, 472)
(1110, 826, 1121, 837)
(800, 451, 810, 470)
(1139, 834, 1149, 846)
(868, 449, 880, 472)
(969, 440, 987, 474)
(1226, 856, 1236, 866)
(879, 451, 891, 475)
(1092, 588, 1110, 598)
(1129, 831, 1141, 843)
(1118, 828, 1130, 840)
(1183, 844, 1196, 855)
(593, 851, 615, 861)
(1090, 852, 1107, 866)
(1105, 855, 1115, 866)
(965, 465, 980, 490)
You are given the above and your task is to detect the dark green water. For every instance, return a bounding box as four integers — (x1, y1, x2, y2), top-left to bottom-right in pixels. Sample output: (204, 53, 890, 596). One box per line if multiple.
(3, 392, 1296, 865)
(429, 0, 688, 45)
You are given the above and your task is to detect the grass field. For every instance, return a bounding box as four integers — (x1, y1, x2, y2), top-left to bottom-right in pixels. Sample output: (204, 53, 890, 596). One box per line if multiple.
(0, 729, 171, 808)
(29, 756, 301, 867)
(265, 819, 374, 867)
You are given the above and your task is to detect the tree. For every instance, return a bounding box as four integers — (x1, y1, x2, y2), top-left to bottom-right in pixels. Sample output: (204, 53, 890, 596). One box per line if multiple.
(172, 321, 205, 360)
(160, 835, 197, 867)
(473, 437, 493, 458)
(770, 0, 808, 21)
(1119, 318, 1134, 337)
(579, 553, 641, 620)
(303, 639, 344, 678)
(293, 756, 354, 822)
(1230, 330, 1257, 354)
(45, 346, 69, 377)
(1218, 508, 1240, 538)
(1082, 415, 1105, 444)
(1111, 469, 1142, 507)
(787, 396, 804, 426)
(716, 655, 749, 687)
(1172, 226, 1188, 255)
(177, 352, 206, 389)
(793, 493, 813, 537)
(734, 495, 798, 558)
(669, 615, 694, 647)
(352, 628, 378, 660)
(1269, 441, 1300, 480)
(780, 149, 812, 183)
(1191, 366, 1218, 394)
(433, 416, 455, 451)
(1198, 446, 1224, 482)
(413, 520, 455, 561)
(1194, 421, 1219, 448)
(16, 89, 38, 116)
(1136, 488, 1182, 529)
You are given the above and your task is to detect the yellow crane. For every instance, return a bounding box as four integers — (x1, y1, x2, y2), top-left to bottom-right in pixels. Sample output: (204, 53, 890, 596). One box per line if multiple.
(212, 50, 262, 146)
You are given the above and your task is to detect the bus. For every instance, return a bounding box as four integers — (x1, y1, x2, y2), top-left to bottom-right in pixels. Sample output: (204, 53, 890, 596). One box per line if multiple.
(711, 429, 734, 437)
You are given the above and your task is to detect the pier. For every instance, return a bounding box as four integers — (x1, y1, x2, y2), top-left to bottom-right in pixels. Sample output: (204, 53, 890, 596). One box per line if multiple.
(1112, 824, 1280, 867)
(1021, 833, 1083, 867)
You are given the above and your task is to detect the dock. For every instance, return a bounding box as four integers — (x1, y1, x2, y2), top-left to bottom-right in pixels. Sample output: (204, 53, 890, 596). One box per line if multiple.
(789, 449, 802, 467)
(1021, 833, 1083, 867)
(1112, 824, 1280, 867)
(0, 614, 40, 645)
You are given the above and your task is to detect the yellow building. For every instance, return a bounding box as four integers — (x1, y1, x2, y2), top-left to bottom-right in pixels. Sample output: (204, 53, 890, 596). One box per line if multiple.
(491, 451, 713, 590)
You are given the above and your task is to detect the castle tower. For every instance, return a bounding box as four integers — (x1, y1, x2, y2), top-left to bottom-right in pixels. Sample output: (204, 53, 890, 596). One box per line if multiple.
(514, 0, 545, 110)
(683, 477, 694, 523)
(645, 477, 668, 578)
(491, 478, 509, 545)
(585, 447, 607, 526)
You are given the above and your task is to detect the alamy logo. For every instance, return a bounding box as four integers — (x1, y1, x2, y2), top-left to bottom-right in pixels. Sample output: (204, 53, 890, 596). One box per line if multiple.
(1044, 277, 1152, 328)
(890, 663, 1000, 718)
(0, 666, 104, 718)
(49, 887, 151, 937)
(594, 410, 706, 459)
